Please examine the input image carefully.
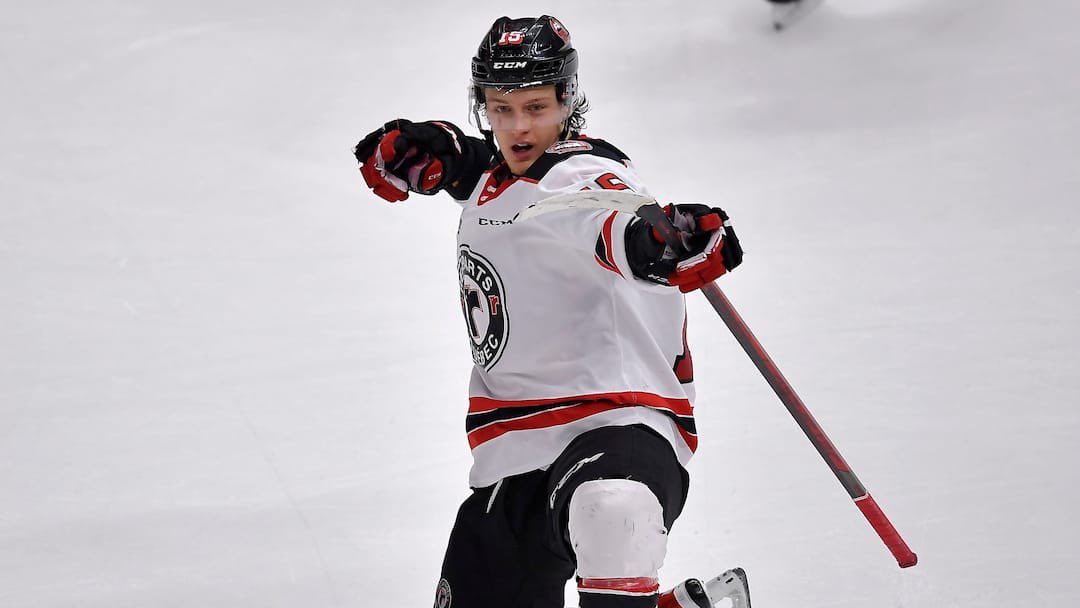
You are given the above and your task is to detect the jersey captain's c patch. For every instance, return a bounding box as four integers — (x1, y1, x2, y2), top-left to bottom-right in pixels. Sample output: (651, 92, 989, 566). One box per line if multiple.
(459, 245, 510, 370)
(594, 172, 632, 191)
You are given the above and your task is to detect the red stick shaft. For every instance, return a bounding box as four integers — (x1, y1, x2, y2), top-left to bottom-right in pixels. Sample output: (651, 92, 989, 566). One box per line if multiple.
(699, 282, 917, 568)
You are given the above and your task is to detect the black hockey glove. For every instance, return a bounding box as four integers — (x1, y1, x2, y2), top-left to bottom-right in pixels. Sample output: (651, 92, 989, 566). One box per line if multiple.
(625, 204, 743, 293)
(354, 119, 467, 202)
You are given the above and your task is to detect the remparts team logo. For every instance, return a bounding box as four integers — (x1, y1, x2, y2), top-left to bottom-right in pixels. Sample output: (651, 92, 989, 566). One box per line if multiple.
(435, 578, 452, 608)
(458, 245, 509, 370)
(549, 17, 571, 45)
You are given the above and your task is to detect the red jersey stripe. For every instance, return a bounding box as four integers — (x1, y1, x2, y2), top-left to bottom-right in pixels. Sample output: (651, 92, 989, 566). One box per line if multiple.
(595, 252, 620, 275)
(466, 398, 698, 449)
(579, 577, 660, 595)
(468, 391, 692, 416)
(600, 211, 623, 277)
(468, 401, 622, 448)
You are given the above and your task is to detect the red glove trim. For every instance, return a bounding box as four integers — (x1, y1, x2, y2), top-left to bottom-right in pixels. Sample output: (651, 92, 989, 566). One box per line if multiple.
(377, 130, 402, 166)
(359, 161, 408, 202)
(697, 212, 722, 231)
(358, 129, 410, 202)
(669, 259, 727, 292)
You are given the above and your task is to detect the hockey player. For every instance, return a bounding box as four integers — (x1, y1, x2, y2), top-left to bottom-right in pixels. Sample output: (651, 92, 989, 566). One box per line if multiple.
(353, 15, 746, 608)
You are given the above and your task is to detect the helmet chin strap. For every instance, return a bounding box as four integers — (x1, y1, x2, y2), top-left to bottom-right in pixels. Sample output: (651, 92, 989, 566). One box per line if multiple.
(472, 99, 502, 161)
(482, 129, 503, 165)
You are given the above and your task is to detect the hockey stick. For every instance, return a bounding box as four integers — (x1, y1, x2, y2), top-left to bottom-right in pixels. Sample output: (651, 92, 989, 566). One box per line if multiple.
(517, 191, 918, 568)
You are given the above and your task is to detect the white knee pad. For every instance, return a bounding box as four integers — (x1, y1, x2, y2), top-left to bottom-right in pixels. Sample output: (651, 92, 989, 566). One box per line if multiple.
(568, 478, 668, 579)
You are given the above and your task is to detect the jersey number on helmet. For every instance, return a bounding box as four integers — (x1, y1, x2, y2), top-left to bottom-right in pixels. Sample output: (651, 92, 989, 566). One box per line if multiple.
(498, 31, 526, 45)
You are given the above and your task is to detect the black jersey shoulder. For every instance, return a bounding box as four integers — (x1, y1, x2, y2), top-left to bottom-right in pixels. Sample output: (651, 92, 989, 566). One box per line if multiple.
(522, 137, 632, 181)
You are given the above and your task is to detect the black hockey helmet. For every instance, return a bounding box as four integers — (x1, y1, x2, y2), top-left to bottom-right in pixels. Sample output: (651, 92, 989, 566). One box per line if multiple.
(469, 15, 584, 142)
(471, 15, 578, 93)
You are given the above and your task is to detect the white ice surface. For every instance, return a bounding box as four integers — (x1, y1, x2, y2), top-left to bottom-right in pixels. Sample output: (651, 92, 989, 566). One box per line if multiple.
(2, 1, 1078, 606)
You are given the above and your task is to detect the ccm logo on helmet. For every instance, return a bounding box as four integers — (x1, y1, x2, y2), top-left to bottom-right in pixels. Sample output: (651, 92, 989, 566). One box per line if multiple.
(493, 61, 528, 69)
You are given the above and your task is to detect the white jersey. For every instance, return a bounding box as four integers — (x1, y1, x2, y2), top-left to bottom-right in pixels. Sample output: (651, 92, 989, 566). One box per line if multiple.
(455, 138, 698, 488)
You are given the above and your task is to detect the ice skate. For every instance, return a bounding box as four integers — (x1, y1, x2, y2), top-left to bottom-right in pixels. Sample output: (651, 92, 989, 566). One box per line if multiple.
(659, 568, 751, 608)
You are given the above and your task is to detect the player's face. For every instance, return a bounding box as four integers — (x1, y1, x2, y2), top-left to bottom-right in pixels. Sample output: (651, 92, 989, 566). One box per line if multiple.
(485, 86, 567, 175)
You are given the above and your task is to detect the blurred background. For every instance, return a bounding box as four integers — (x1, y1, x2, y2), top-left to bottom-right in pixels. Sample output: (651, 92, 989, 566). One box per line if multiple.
(2, 0, 1078, 605)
